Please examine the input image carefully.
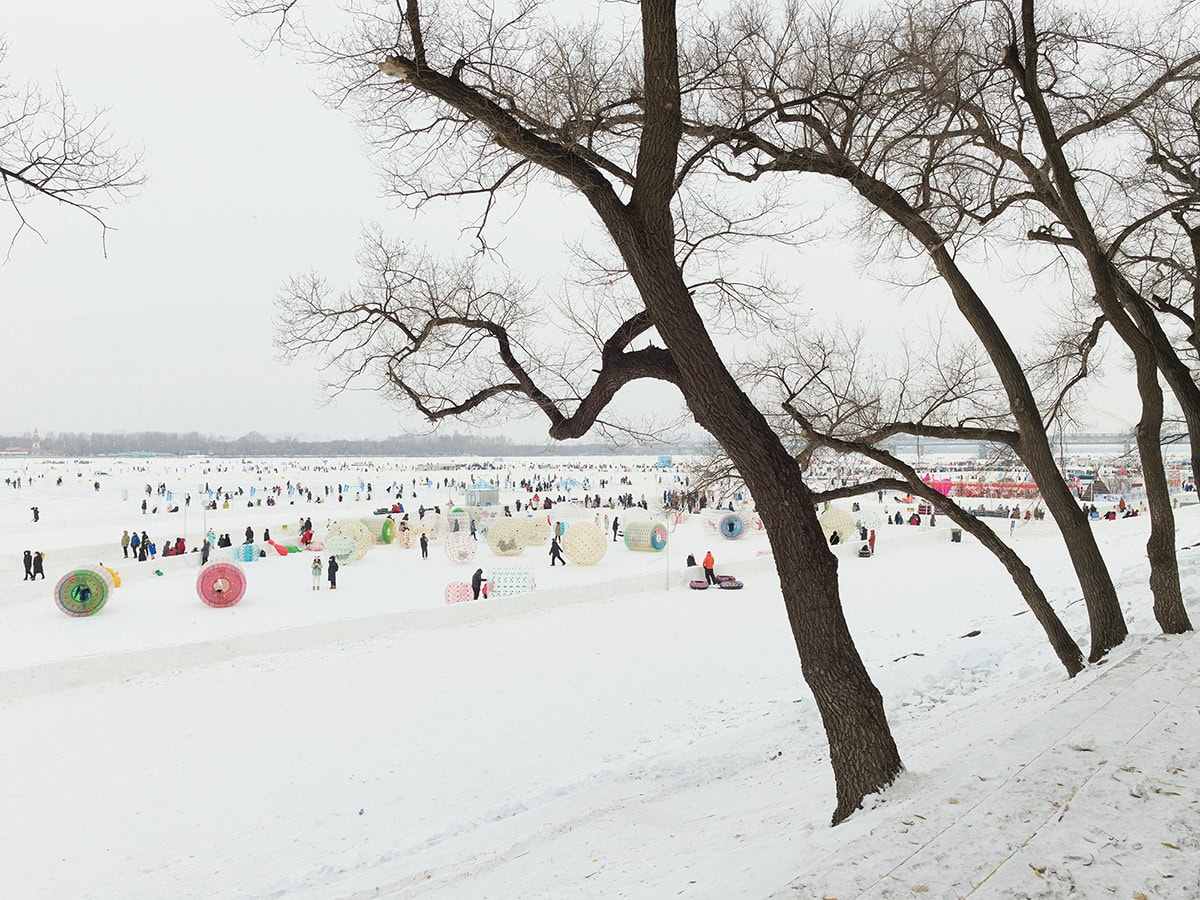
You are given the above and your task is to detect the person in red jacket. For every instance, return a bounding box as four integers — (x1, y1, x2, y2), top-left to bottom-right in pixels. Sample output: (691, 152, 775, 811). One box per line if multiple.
(702, 550, 716, 585)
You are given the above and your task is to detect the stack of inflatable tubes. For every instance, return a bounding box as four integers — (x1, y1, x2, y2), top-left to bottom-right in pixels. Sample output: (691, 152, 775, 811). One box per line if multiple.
(689, 574, 744, 590)
(54, 568, 110, 617)
(196, 561, 247, 608)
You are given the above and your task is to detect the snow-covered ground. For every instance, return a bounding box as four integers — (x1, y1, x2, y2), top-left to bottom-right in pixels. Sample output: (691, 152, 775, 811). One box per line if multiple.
(1, 455, 1197, 898)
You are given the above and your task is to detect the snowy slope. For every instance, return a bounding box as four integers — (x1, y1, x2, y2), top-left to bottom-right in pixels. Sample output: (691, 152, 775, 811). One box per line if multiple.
(0, 456, 1197, 898)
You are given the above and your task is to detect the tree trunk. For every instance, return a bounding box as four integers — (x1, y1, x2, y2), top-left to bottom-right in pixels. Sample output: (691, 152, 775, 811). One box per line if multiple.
(1011, 422, 1130, 661)
(842, 169, 1129, 661)
(1120, 288, 1200, 482)
(621, 229, 902, 825)
(755, 468, 904, 825)
(926, 246, 1129, 662)
(1006, 2, 1189, 635)
(1132, 352, 1192, 633)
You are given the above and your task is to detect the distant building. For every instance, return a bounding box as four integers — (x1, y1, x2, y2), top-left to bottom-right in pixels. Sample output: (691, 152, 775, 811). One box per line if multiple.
(464, 481, 501, 507)
(2, 427, 39, 456)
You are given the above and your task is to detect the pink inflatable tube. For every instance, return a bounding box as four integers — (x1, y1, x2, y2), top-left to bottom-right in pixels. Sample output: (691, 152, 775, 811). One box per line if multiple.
(196, 561, 247, 608)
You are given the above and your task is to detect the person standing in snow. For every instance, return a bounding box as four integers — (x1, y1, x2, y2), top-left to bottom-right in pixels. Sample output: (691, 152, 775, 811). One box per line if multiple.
(549, 536, 565, 566)
(612, 516, 620, 542)
(201, 538, 211, 565)
(419, 532, 429, 559)
(311, 556, 323, 590)
(327, 555, 339, 590)
(121, 530, 131, 558)
(702, 550, 716, 585)
(31, 551, 45, 580)
(471, 567, 485, 600)
(22, 550, 33, 581)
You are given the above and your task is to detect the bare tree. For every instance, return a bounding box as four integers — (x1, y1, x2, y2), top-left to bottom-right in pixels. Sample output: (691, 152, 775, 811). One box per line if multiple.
(0, 40, 142, 254)
(690, 1, 1132, 660)
(243, 0, 902, 823)
(757, 326, 1085, 675)
(993, 0, 1194, 633)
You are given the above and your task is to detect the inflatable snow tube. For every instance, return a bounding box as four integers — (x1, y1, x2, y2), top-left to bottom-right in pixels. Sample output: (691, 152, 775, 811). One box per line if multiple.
(444, 581, 473, 604)
(196, 561, 246, 608)
(623, 521, 668, 552)
(718, 513, 744, 540)
(717, 579, 744, 590)
(54, 569, 110, 617)
(233, 543, 259, 563)
(688, 580, 710, 590)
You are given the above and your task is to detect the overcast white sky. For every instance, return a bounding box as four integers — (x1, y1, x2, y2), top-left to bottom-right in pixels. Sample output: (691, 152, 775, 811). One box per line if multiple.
(0, 1, 1146, 443)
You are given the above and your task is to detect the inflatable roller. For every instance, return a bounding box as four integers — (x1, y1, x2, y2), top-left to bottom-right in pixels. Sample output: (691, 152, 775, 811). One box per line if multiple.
(197, 561, 247, 608)
(234, 543, 259, 563)
(623, 521, 667, 553)
(719, 514, 744, 540)
(360, 516, 397, 545)
(54, 568, 110, 617)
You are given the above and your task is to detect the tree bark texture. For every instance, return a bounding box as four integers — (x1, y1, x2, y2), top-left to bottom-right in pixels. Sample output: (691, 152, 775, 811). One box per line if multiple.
(629, 238, 903, 824)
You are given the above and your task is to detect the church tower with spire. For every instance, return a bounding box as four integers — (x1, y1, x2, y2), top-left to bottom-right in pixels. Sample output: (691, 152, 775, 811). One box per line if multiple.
(31, 428, 40, 452)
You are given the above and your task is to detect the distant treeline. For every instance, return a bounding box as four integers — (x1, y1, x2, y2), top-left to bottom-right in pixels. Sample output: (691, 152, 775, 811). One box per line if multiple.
(2, 430, 699, 459)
